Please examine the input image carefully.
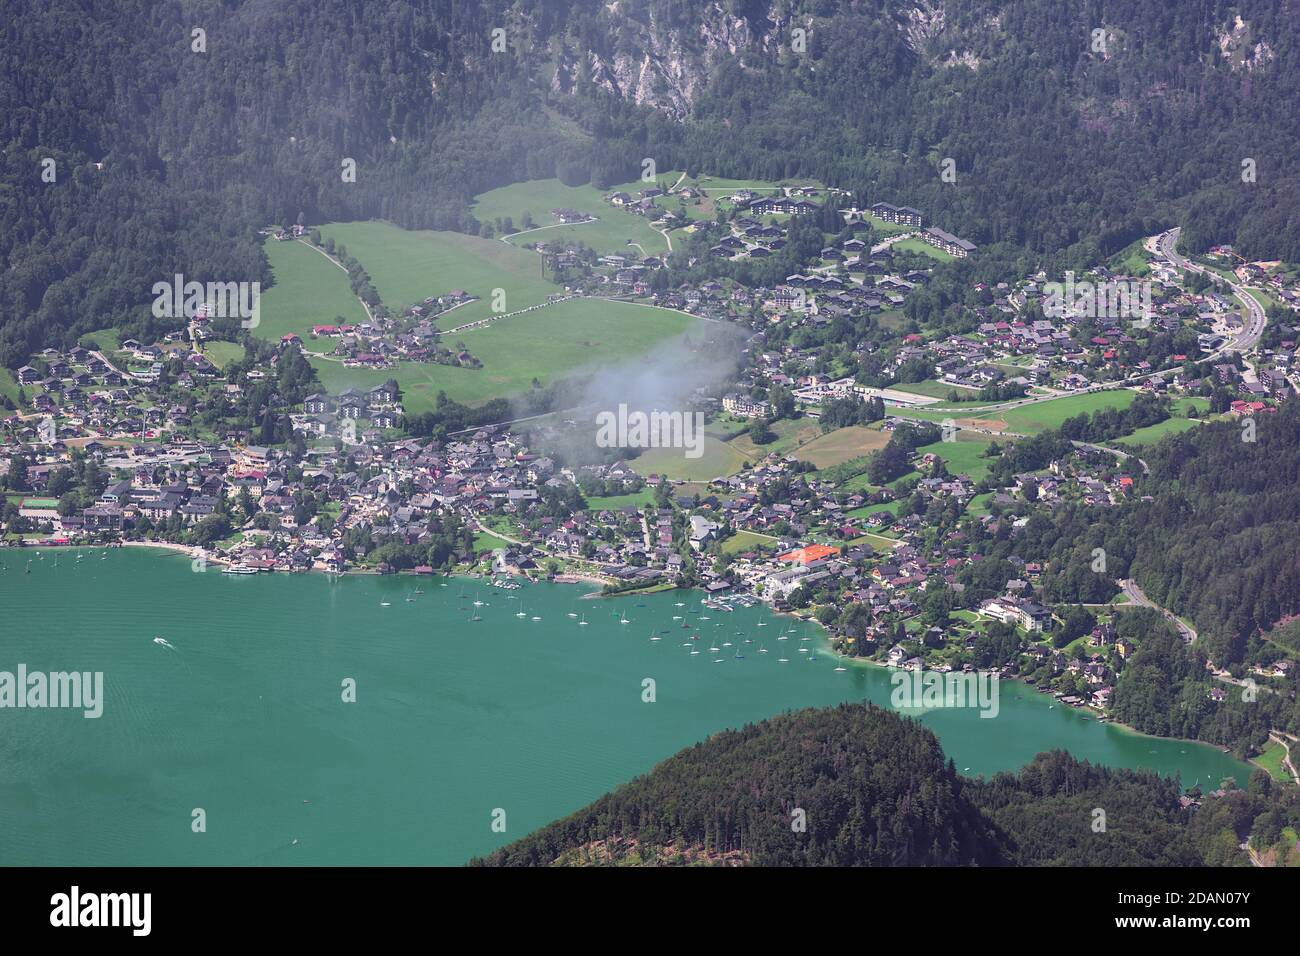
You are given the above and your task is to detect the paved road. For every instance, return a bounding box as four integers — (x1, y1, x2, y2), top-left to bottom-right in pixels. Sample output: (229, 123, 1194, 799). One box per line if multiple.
(1071, 440, 1149, 476)
(1156, 227, 1267, 351)
(1119, 578, 1197, 643)
(915, 228, 1267, 420)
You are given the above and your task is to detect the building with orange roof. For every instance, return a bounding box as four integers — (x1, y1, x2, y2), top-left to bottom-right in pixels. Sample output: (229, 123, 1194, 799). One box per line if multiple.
(776, 544, 840, 568)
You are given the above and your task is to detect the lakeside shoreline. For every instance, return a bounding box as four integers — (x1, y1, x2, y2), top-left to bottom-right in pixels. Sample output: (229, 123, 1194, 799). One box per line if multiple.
(16, 543, 1252, 776)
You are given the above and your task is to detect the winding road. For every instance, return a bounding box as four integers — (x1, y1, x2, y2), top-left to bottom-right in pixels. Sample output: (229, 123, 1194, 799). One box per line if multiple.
(1118, 578, 1197, 644)
(1155, 227, 1267, 351)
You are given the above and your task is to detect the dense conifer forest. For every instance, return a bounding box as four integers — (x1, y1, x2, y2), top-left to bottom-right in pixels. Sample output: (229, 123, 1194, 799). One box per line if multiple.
(474, 704, 1298, 866)
(5, 0, 1300, 367)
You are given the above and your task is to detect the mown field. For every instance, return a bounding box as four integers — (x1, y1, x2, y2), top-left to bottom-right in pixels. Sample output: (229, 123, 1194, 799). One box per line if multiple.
(889, 237, 955, 262)
(471, 178, 672, 255)
(311, 296, 699, 411)
(628, 436, 749, 482)
(918, 432, 997, 481)
(317, 221, 557, 326)
(257, 237, 369, 342)
(255, 222, 703, 410)
(793, 424, 891, 468)
(892, 389, 1141, 435)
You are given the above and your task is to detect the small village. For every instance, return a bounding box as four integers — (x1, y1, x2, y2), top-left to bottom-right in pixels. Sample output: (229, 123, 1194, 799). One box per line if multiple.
(4, 181, 1300, 742)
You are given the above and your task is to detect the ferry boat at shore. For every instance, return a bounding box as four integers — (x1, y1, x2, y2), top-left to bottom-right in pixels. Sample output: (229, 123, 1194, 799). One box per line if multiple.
(222, 564, 259, 575)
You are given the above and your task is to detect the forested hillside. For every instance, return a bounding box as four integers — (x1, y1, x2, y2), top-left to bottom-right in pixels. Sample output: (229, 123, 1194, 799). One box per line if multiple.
(472, 704, 1298, 866)
(4, 0, 1300, 367)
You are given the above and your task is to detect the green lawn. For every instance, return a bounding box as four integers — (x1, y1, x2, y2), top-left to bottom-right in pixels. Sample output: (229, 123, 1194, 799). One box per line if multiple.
(629, 435, 749, 481)
(1111, 416, 1203, 446)
(583, 489, 656, 510)
(473, 532, 513, 552)
(862, 213, 911, 236)
(845, 500, 901, 520)
(917, 433, 996, 481)
(471, 179, 671, 255)
(78, 327, 121, 352)
(318, 221, 559, 324)
(256, 237, 369, 342)
(311, 295, 700, 410)
(1000, 390, 1140, 434)
(0, 367, 19, 405)
(202, 341, 246, 368)
(1252, 740, 1292, 783)
(891, 380, 969, 400)
(721, 530, 779, 554)
(890, 237, 955, 262)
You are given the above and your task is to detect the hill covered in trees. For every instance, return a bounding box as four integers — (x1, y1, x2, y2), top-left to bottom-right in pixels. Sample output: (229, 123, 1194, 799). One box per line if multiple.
(5, 0, 1300, 367)
(472, 704, 1296, 866)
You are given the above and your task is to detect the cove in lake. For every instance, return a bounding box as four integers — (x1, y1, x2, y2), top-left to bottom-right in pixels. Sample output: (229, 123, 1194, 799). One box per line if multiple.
(0, 547, 1247, 866)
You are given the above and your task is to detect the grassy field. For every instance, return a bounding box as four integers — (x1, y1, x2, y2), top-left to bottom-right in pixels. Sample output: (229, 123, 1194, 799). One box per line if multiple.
(471, 179, 671, 255)
(861, 213, 911, 236)
(1108, 239, 1153, 277)
(794, 425, 891, 468)
(918, 433, 996, 480)
(727, 417, 823, 461)
(721, 530, 779, 555)
(1001, 391, 1141, 433)
(629, 435, 749, 481)
(583, 489, 656, 511)
(257, 237, 369, 342)
(318, 221, 558, 324)
(79, 327, 122, 353)
(202, 341, 246, 368)
(890, 237, 955, 262)
(0, 368, 19, 405)
(846, 500, 901, 520)
(257, 222, 703, 409)
(473, 532, 514, 552)
(311, 295, 699, 410)
(891, 380, 971, 400)
(1111, 416, 1204, 446)
(1252, 740, 1291, 783)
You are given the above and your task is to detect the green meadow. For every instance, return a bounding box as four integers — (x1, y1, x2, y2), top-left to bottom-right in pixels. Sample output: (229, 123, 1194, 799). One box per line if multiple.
(893, 389, 1140, 435)
(317, 221, 558, 326)
(890, 237, 955, 261)
(255, 221, 704, 410)
(257, 238, 368, 341)
(311, 296, 698, 411)
(629, 436, 749, 482)
(999, 390, 1139, 433)
(0, 368, 19, 404)
(918, 433, 997, 481)
(471, 179, 671, 255)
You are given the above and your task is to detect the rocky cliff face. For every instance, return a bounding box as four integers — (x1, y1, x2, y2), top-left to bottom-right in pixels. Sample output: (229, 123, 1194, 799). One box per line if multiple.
(549, 1, 791, 118)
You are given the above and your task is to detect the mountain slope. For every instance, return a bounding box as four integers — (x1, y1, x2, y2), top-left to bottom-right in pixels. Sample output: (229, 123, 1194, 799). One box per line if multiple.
(472, 704, 1007, 866)
(4, 0, 1300, 365)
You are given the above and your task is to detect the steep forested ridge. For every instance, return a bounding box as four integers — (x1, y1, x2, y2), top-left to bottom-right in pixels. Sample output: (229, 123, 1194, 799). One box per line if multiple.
(474, 704, 1008, 866)
(4, 0, 1299, 366)
(472, 704, 1298, 866)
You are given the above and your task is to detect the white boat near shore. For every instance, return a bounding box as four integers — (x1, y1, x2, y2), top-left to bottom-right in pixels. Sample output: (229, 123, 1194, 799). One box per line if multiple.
(222, 564, 259, 575)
